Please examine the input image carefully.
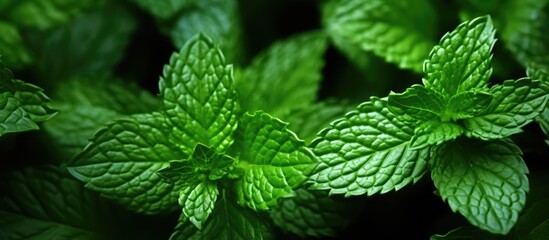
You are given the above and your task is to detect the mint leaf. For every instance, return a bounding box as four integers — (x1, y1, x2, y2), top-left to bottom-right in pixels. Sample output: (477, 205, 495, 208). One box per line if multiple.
(236, 31, 328, 117)
(270, 189, 347, 238)
(169, 214, 198, 240)
(410, 120, 463, 149)
(500, 0, 549, 67)
(527, 64, 549, 145)
(25, 4, 136, 82)
(285, 99, 353, 145)
(423, 16, 495, 97)
(10, 79, 57, 122)
(160, 33, 239, 155)
(309, 97, 429, 196)
(0, 166, 114, 239)
(132, 0, 190, 19)
(157, 144, 234, 183)
(324, 0, 436, 72)
(173, 190, 271, 240)
(233, 112, 316, 211)
(465, 78, 548, 140)
(0, 92, 38, 137)
(178, 181, 218, 229)
(169, 0, 243, 63)
(388, 84, 446, 121)
(1, 0, 102, 30)
(0, 21, 32, 68)
(43, 78, 159, 158)
(446, 91, 493, 120)
(68, 113, 184, 214)
(430, 138, 529, 234)
(430, 226, 500, 240)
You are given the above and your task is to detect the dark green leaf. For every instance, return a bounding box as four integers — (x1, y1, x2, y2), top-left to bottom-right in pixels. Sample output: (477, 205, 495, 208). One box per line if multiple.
(131, 0, 191, 19)
(430, 138, 529, 234)
(423, 16, 495, 97)
(0, 21, 32, 68)
(309, 97, 429, 196)
(0, 92, 38, 137)
(160, 33, 239, 155)
(233, 112, 316, 211)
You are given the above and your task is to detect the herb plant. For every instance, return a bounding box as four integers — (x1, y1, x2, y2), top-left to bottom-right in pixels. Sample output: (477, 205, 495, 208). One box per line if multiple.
(1, 0, 548, 239)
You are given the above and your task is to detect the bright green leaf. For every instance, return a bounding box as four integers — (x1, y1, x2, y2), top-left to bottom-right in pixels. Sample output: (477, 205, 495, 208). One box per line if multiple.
(169, 0, 243, 63)
(67, 113, 184, 214)
(43, 78, 159, 158)
(0, 166, 114, 239)
(270, 189, 347, 238)
(410, 120, 463, 149)
(309, 97, 429, 196)
(388, 84, 446, 121)
(325, 0, 436, 72)
(430, 138, 529, 234)
(423, 16, 495, 97)
(160, 33, 239, 155)
(25, 4, 136, 83)
(0, 92, 38, 137)
(465, 78, 548, 140)
(233, 112, 316, 211)
(236, 31, 328, 117)
(179, 181, 218, 229)
(0, 21, 32, 68)
(446, 91, 493, 120)
(173, 190, 272, 240)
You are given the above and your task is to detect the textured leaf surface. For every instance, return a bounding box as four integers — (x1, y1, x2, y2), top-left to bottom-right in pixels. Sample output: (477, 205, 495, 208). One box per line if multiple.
(169, 0, 242, 63)
(0, 166, 114, 240)
(270, 189, 346, 238)
(325, 0, 436, 71)
(10, 80, 57, 122)
(465, 78, 548, 140)
(44, 78, 159, 157)
(527, 65, 549, 145)
(430, 138, 529, 234)
(309, 97, 429, 196)
(68, 113, 184, 214)
(0, 92, 38, 137)
(170, 191, 271, 240)
(0, 21, 32, 68)
(388, 84, 445, 121)
(237, 31, 328, 117)
(178, 181, 218, 229)
(500, 0, 549, 67)
(410, 120, 463, 149)
(26, 4, 136, 82)
(446, 91, 493, 120)
(234, 112, 316, 211)
(160, 34, 239, 155)
(423, 16, 495, 97)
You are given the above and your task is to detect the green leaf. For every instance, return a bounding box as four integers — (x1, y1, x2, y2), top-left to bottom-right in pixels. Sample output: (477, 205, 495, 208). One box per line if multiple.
(423, 16, 495, 97)
(446, 91, 493, 120)
(0, 21, 32, 68)
(233, 112, 316, 211)
(10, 79, 58, 122)
(284, 99, 353, 145)
(465, 78, 548, 140)
(1, 0, 103, 30)
(527, 64, 549, 145)
(0, 92, 38, 137)
(157, 144, 234, 183)
(43, 78, 159, 158)
(0, 166, 115, 239)
(324, 0, 436, 72)
(430, 138, 529, 234)
(171, 190, 272, 240)
(236, 31, 328, 117)
(131, 0, 191, 19)
(25, 4, 136, 83)
(67, 113, 184, 214)
(430, 226, 500, 240)
(309, 97, 429, 196)
(388, 84, 446, 121)
(178, 181, 218, 229)
(270, 189, 347, 238)
(169, 0, 243, 63)
(410, 120, 463, 149)
(169, 213, 199, 240)
(160, 33, 239, 155)
(500, 0, 549, 67)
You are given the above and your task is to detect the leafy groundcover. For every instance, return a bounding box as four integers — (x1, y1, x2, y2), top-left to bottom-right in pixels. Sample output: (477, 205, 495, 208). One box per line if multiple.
(1, 0, 548, 239)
